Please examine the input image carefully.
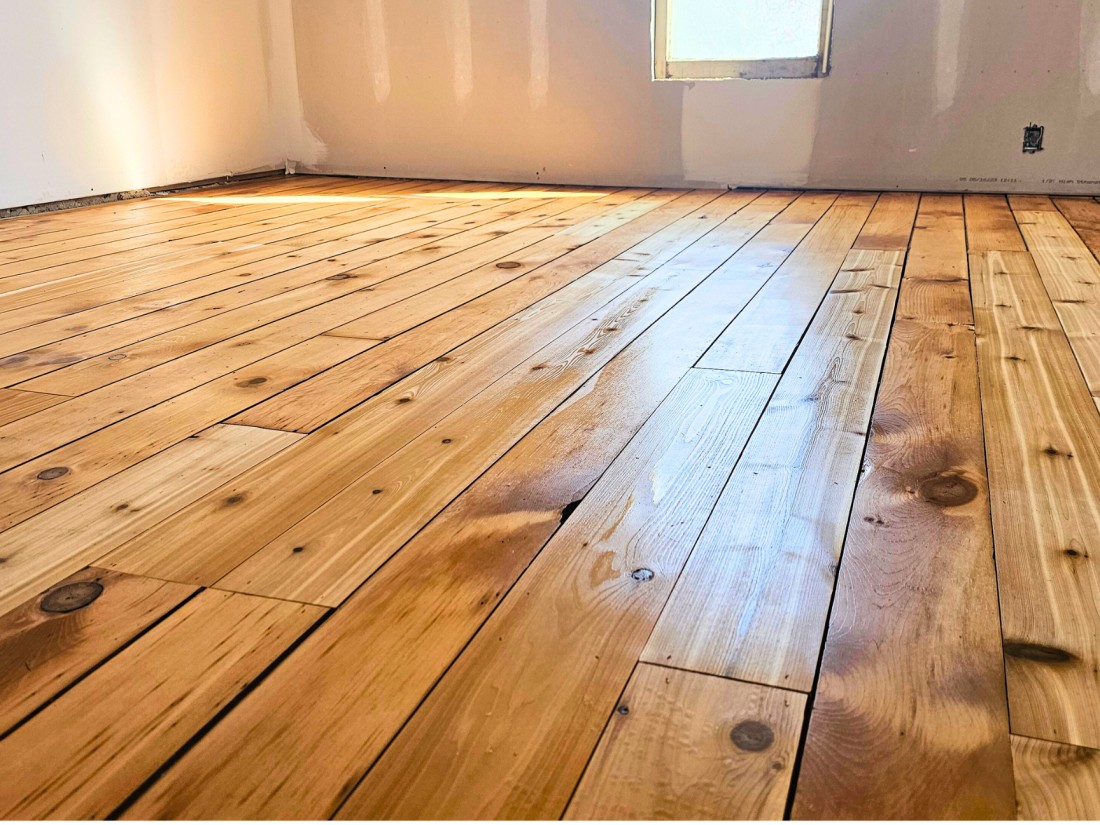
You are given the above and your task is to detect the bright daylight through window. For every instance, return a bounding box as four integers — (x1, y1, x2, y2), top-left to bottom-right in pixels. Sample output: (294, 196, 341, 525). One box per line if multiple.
(654, 0, 833, 80)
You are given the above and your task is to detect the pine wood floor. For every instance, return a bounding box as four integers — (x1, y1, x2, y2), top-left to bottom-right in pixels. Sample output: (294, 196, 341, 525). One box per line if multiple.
(0, 176, 1098, 819)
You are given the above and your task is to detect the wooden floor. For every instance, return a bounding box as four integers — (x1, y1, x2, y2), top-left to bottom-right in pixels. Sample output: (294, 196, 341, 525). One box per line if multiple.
(0, 176, 1098, 819)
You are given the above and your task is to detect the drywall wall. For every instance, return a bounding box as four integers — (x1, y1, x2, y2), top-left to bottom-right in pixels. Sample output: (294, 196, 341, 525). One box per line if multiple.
(0, 0, 284, 210)
(284, 0, 1100, 193)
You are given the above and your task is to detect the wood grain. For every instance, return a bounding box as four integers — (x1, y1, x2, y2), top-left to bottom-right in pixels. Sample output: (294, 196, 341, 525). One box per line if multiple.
(565, 664, 804, 820)
(1011, 205, 1100, 396)
(120, 192, 823, 821)
(0, 589, 324, 819)
(1055, 197, 1100, 261)
(98, 191, 735, 587)
(853, 191, 919, 250)
(0, 424, 298, 615)
(0, 191, 572, 389)
(216, 193, 788, 605)
(645, 250, 902, 691)
(698, 192, 878, 373)
(334, 369, 775, 820)
(0, 567, 195, 733)
(0, 387, 65, 426)
(1013, 734, 1100, 819)
(5, 177, 1100, 818)
(972, 250, 1100, 750)
(234, 190, 776, 432)
(792, 290, 1014, 816)
(965, 194, 1027, 252)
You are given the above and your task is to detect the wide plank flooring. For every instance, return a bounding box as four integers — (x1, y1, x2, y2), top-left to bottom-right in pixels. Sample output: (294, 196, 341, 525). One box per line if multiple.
(0, 176, 1098, 819)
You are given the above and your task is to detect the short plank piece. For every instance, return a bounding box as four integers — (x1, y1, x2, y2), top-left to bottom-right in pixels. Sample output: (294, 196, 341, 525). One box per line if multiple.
(972, 250, 1100, 749)
(792, 289, 1015, 815)
(120, 193, 832, 822)
(853, 192, 919, 251)
(1012, 734, 1100, 819)
(1010, 195, 1057, 212)
(697, 192, 878, 373)
(1011, 205, 1100, 396)
(645, 250, 902, 691)
(1054, 197, 1100, 262)
(0, 567, 195, 734)
(0, 423, 300, 616)
(898, 194, 971, 323)
(565, 664, 804, 820)
(965, 194, 1027, 252)
(0, 590, 324, 819)
(0, 387, 65, 427)
(334, 369, 776, 820)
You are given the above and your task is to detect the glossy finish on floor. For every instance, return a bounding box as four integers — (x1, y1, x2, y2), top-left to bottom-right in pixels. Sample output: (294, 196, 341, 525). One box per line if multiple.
(0, 177, 1098, 819)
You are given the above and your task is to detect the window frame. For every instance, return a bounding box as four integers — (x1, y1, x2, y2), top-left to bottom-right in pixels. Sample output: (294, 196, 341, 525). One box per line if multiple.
(652, 0, 834, 81)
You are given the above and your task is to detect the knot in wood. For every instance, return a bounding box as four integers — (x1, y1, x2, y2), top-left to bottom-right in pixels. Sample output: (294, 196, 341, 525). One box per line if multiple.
(730, 720, 774, 752)
(917, 472, 977, 507)
(41, 581, 104, 613)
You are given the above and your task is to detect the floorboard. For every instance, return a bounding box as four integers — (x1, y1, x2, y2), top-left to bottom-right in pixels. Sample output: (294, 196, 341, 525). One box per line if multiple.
(972, 249, 1100, 749)
(0, 175, 1097, 819)
(792, 195, 1015, 819)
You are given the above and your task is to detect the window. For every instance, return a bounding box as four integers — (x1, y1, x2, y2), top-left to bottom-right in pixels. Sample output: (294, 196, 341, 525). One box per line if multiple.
(653, 0, 833, 81)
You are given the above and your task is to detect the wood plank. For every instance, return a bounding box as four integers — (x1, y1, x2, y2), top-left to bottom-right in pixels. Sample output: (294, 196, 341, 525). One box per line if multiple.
(1010, 195, 1057, 212)
(697, 191, 878, 373)
(94, 190, 731, 586)
(971, 250, 1100, 750)
(0, 184, 558, 364)
(0, 183, 579, 363)
(645, 249, 902, 690)
(0, 193, 660, 469)
(1011, 206, 1100, 396)
(117, 192, 829, 821)
(0, 332, 373, 534)
(232, 191, 783, 433)
(170, 194, 785, 600)
(0, 179, 485, 322)
(0, 590, 324, 819)
(333, 368, 775, 820)
(792, 288, 1014, 815)
(216, 197, 792, 604)
(1012, 734, 1100, 819)
(852, 191, 919, 250)
(0, 174, 308, 246)
(0, 175, 343, 256)
(0, 424, 300, 616)
(3, 191, 584, 391)
(896, 194, 971, 324)
(0, 567, 195, 734)
(565, 665, 804, 820)
(1054, 197, 1100, 262)
(0, 177, 384, 287)
(223, 194, 703, 432)
(0, 179, 469, 326)
(965, 194, 1027, 252)
(0, 176, 429, 282)
(0, 387, 65, 426)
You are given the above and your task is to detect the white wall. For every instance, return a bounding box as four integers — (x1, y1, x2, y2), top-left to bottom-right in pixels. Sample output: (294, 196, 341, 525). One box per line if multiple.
(284, 0, 1100, 193)
(0, 0, 285, 210)
(2, 0, 1097, 206)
